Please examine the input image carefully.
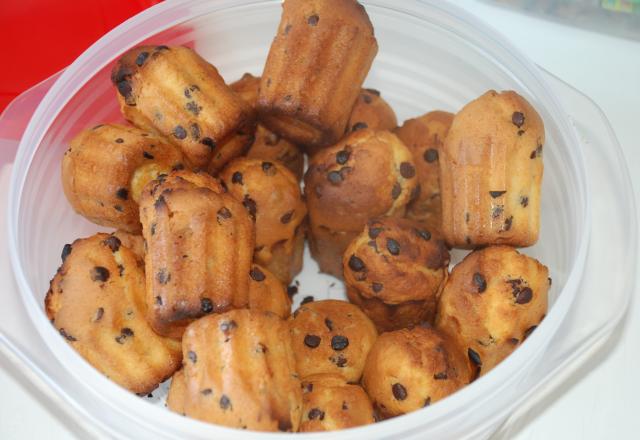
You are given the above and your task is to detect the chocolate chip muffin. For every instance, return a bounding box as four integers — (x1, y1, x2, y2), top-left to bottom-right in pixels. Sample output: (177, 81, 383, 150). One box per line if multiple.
(111, 45, 256, 172)
(304, 129, 418, 278)
(45, 233, 182, 394)
(343, 217, 450, 332)
(139, 170, 255, 338)
(345, 88, 397, 137)
(440, 90, 544, 248)
(289, 299, 378, 383)
(248, 264, 292, 319)
(362, 326, 470, 419)
(299, 373, 375, 432)
(220, 158, 306, 285)
(61, 123, 183, 233)
(230, 73, 304, 180)
(180, 309, 302, 431)
(258, 0, 378, 152)
(394, 111, 454, 231)
(436, 245, 549, 378)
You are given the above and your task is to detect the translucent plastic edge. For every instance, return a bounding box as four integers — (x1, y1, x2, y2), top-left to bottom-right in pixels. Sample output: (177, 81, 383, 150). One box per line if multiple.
(5, 0, 592, 438)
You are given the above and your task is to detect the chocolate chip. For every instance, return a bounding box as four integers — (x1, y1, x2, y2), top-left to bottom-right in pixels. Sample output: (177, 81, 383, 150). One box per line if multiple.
(489, 190, 506, 198)
(400, 162, 416, 178)
(201, 298, 213, 313)
(327, 170, 342, 184)
(116, 81, 134, 105)
(362, 93, 373, 104)
(303, 383, 313, 393)
(369, 226, 383, 239)
(156, 45, 169, 51)
(134, 51, 149, 66)
(433, 372, 448, 380)
(115, 328, 134, 344)
(287, 284, 298, 298)
(114, 204, 124, 212)
(424, 397, 432, 407)
(331, 335, 349, 351)
(391, 182, 401, 199)
(372, 282, 383, 293)
(548, 277, 553, 286)
(524, 325, 537, 339)
(189, 123, 200, 140)
(515, 287, 533, 304)
(173, 125, 187, 139)
(201, 389, 212, 396)
(59, 328, 77, 341)
(93, 307, 104, 322)
(115, 188, 128, 200)
(250, 266, 266, 282)
(492, 205, 504, 218)
(103, 236, 121, 252)
(392, 383, 407, 401)
(352, 122, 368, 131)
(331, 354, 347, 367)
(185, 101, 202, 116)
(201, 137, 216, 150)
(187, 351, 197, 363)
(530, 144, 543, 159)
(220, 320, 237, 333)
(386, 238, 400, 255)
(115, 138, 124, 144)
(301, 295, 314, 305)
(509, 338, 520, 345)
(424, 148, 438, 163)
(336, 149, 350, 165)
(504, 216, 513, 231)
(155, 296, 163, 305)
(324, 318, 333, 331)
(242, 195, 257, 219)
(468, 348, 482, 366)
(117, 263, 124, 275)
(219, 395, 232, 410)
(280, 210, 294, 224)
(61, 244, 72, 262)
(308, 408, 324, 420)
(512, 111, 525, 128)
(517, 129, 525, 136)
(415, 229, 431, 241)
(184, 84, 199, 98)
(156, 269, 170, 285)
(520, 196, 529, 207)
(307, 14, 319, 26)
(348, 255, 365, 272)
(90, 266, 110, 282)
(304, 334, 321, 348)
(261, 161, 276, 176)
(473, 272, 487, 293)
(231, 171, 243, 185)
(217, 207, 232, 223)
(143, 151, 154, 159)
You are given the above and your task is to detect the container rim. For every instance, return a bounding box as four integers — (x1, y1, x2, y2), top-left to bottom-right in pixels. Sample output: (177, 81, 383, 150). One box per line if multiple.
(7, 0, 591, 437)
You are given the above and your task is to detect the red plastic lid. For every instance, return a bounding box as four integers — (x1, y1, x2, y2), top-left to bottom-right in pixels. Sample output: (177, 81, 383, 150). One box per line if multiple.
(0, 0, 161, 112)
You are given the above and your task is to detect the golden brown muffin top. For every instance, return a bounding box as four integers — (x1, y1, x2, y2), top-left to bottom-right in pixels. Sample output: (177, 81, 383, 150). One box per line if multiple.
(248, 264, 292, 319)
(304, 129, 418, 232)
(289, 299, 378, 383)
(343, 216, 449, 304)
(346, 88, 397, 134)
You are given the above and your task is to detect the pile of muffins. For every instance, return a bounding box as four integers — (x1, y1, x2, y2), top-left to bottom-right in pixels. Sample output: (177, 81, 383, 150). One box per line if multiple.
(46, 0, 550, 433)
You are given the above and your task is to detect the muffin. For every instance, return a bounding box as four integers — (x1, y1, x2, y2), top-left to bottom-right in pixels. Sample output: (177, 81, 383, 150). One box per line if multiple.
(436, 245, 549, 378)
(299, 373, 375, 432)
(220, 158, 306, 285)
(61, 123, 183, 232)
(394, 111, 454, 231)
(111, 45, 256, 172)
(45, 233, 182, 394)
(304, 129, 418, 278)
(289, 299, 378, 382)
(139, 170, 255, 338)
(167, 369, 187, 415)
(440, 90, 544, 248)
(345, 88, 397, 136)
(362, 326, 470, 419)
(180, 309, 302, 431)
(230, 73, 304, 179)
(248, 264, 292, 319)
(258, 0, 378, 152)
(343, 217, 450, 332)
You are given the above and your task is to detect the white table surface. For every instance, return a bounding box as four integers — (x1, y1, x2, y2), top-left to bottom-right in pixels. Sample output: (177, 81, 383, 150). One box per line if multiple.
(1, 1, 639, 438)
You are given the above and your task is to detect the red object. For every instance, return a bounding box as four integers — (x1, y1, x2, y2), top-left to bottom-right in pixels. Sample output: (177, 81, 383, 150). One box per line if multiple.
(0, 0, 161, 112)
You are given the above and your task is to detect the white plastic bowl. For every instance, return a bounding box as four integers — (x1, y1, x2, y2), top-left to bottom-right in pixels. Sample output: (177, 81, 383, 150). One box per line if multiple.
(1, 1, 635, 439)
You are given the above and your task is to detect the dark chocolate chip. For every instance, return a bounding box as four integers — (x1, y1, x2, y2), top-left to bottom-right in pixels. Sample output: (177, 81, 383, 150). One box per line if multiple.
(231, 171, 243, 185)
(492, 205, 504, 218)
(217, 207, 232, 223)
(304, 334, 321, 348)
(201, 298, 214, 313)
(524, 325, 537, 339)
(143, 151, 154, 159)
(284, 24, 292, 34)
(201, 137, 216, 150)
(348, 255, 366, 272)
(391, 182, 401, 199)
(250, 266, 266, 282)
(468, 348, 482, 366)
(504, 216, 513, 231)
(150, 223, 156, 235)
(185, 101, 202, 116)
(400, 162, 416, 178)
(324, 318, 333, 331)
(362, 93, 373, 104)
(548, 277, 553, 286)
(155, 296, 163, 305)
(424, 148, 439, 163)
(103, 236, 121, 252)
(301, 295, 314, 305)
(530, 144, 543, 159)
(156, 269, 170, 285)
(116, 81, 134, 105)
(352, 121, 368, 131)
(308, 408, 325, 420)
(509, 338, 520, 345)
(392, 383, 407, 401)
(336, 149, 350, 165)
(115, 188, 129, 200)
(280, 210, 294, 224)
(219, 395, 232, 410)
(520, 196, 529, 207)
(220, 320, 237, 333)
(327, 170, 342, 184)
(515, 287, 533, 304)
(489, 190, 506, 198)
(304, 383, 313, 393)
(173, 125, 187, 140)
(201, 389, 212, 396)
(93, 307, 104, 322)
(189, 123, 200, 140)
(135, 51, 149, 66)
(433, 372, 448, 380)
(368, 226, 383, 239)
(424, 397, 432, 407)
(331, 335, 349, 351)
(386, 238, 400, 256)
(372, 282, 383, 293)
(122, 327, 134, 337)
(61, 244, 72, 262)
(262, 161, 276, 175)
(115, 138, 124, 144)
(188, 351, 197, 363)
(415, 228, 431, 241)
(90, 266, 110, 282)
(307, 14, 319, 26)
(114, 204, 124, 212)
(287, 284, 298, 298)
(473, 272, 487, 293)
(242, 195, 257, 219)
(342, 401, 349, 410)
(59, 328, 77, 342)
(517, 129, 525, 136)
(512, 111, 525, 128)
(330, 354, 347, 367)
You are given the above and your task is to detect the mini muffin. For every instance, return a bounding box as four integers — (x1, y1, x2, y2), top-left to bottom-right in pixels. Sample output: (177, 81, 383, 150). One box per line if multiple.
(304, 129, 418, 278)
(394, 111, 454, 231)
(299, 373, 375, 432)
(289, 299, 377, 382)
(258, 0, 378, 151)
(45, 233, 182, 394)
(111, 45, 256, 172)
(220, 158, 306, 285)
(181, 309, 302, 432)
(231, 73, 304, 179)
(344, 88, 397, 136)
(343, 217, 450, 332)
(248, 264, 292, 319)
(139, 170, 255, 338)
(436, 245, 549, 378)
(440, 90, 544, 248)
(61, 123, 183, 232)
(362, 326, 470, 419)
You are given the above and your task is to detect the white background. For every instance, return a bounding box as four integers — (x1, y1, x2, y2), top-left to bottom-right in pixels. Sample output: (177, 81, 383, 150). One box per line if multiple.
(1, 1, 639, 438)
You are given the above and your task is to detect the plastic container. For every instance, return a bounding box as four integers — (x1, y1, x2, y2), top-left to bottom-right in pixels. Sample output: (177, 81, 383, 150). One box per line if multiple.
(0, 1, 636, 439)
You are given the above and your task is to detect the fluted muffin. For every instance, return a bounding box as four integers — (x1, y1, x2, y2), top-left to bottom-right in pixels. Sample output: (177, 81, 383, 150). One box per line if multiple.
(180, 309, 302, 431)
(345, 88, 397, 137)
(299, 373, 375, 432)
(61, 123, 183, 232)
(111, 45, 256, 172)
(362, 326, 470, 419)
(304, 129, 418, 277)
(289, 299, 377, 382)
(258, 0, 378, 151)
(248, 264, 292, 319)
(343, 217, 450, 332)
(230, 73, 304, 180)
(436, 245, 549, 378)
(139, 170, 255, 338)
(440, 90, 544, 248)
(220, 158, 306, 285)
(394, 111, 454, 231)
(45, 233, 182, 394)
